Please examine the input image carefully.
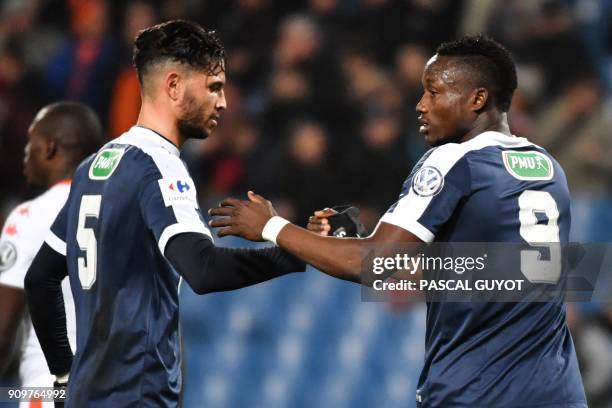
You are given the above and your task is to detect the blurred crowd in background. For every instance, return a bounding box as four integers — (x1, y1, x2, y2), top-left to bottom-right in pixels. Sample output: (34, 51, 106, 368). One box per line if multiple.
(1, 0, 611, 406)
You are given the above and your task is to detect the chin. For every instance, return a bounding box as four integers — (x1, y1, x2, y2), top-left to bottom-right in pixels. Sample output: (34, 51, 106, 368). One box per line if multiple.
(425, 134, 438, 147)
(178, 123, 209, 140)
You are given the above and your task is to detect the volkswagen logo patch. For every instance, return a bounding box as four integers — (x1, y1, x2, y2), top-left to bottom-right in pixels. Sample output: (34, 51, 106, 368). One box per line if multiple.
(412, 166, 444, 197)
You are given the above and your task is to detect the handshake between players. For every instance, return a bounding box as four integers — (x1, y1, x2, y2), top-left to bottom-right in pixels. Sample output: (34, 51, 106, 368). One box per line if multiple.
(209, 191, 366, 241)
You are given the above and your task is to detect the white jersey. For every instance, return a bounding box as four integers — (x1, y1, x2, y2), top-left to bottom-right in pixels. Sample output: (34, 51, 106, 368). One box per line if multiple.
(0, 181, 76, 406)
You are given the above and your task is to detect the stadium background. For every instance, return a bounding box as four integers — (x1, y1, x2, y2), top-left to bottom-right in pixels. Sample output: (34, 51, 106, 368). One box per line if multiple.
(0, 0, 611, 406)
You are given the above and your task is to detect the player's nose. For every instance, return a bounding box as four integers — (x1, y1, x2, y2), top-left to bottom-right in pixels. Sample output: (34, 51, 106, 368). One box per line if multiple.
(216, 89, 227, 111)
(416, 94, 427, 113)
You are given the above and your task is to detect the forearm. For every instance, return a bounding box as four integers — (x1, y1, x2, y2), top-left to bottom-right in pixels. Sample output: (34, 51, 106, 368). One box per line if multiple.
(166, 233, 306, 295)
(0, 329, 20, 376)
(276, 224, 365, 283)
(24, 243, 73, 376)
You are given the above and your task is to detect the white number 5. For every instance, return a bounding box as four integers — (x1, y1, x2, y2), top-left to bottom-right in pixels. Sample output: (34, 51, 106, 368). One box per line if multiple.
(77, 195, 101, 289)
(518, 190, 561, 284)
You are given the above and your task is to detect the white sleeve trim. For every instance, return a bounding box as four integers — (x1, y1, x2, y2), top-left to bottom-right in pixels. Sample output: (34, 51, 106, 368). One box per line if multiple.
(45, 230, 67, 256)
(158, 222, 213, 255)
(379, 215, 435, 243)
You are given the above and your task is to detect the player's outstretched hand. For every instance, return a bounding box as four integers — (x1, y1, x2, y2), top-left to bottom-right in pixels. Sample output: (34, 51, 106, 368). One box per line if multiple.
(307, 208, 337, 236)
(308, 206, 367, 237)
(208, 191, 277, 241)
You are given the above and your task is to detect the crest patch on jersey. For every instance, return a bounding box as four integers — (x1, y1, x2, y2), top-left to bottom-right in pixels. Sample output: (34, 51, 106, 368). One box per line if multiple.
(502, 150, 553, 181)
(0, 241, 17, 272)
(158, 178, 197, 207)
(89, 148, 125, 180)
(412, 166, 444, 197)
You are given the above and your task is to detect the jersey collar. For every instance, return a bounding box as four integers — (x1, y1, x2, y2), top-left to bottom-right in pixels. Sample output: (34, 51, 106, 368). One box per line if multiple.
(129, 126, 180, 157)
(469, 131, 533, 149)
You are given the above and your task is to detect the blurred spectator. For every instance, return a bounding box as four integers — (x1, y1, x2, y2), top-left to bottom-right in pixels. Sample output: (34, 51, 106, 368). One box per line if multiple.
(530, 78, 612, 194)
(220, 0, 279, 95)
(108, 0, 158, 137)
(275, 120, 336, 223)
(0, 39, 45, 200)
(44, 0, 119, 125)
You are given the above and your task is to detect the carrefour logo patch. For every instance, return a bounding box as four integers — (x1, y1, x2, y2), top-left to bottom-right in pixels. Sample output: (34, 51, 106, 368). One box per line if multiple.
(412, 166, 444, 197)
(169, 180, 191, 193)
(502, 150, 553, 180)
(158, 178, 197, 207)
(89, 148, 125, 180)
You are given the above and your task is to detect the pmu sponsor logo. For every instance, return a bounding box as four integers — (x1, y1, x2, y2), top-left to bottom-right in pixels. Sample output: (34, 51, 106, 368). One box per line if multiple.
(502, 150, 553, 180)
(89, 148, 125, 180)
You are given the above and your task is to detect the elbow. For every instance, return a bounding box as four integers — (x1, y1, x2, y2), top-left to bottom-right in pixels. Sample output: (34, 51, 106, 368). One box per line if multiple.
(24, 270, 41, 295)
(189, 276, 213, 295)
(192, 284, 209, 296)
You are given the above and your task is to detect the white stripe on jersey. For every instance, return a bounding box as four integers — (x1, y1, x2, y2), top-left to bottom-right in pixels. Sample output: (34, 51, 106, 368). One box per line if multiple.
(381, 131, 535, 242)
(45, 230, 67, 256)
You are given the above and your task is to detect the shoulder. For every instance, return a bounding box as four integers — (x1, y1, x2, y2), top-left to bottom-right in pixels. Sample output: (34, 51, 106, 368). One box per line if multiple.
(2, 200, 33, 238)
(417, 143, 474, 180)
(111, 129, 190, 179)
(421, 131, 538, 172)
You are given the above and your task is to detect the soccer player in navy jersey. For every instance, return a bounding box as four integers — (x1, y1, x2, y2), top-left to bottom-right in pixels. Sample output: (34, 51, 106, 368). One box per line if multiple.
(210, 35, 587, 407)
(24, 20, 304, 407)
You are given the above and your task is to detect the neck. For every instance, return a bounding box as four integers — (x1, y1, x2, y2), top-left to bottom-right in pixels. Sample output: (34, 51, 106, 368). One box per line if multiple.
(136, 98, 182, 148)
(460, 111, 511, 143)
(45, 165, 74, 187)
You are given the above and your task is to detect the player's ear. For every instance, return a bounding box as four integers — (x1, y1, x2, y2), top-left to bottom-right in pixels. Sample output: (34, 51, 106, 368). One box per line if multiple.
(44, 137, 57, 160)
(471, 88, 489, 112)
(165, 71, 182, 102)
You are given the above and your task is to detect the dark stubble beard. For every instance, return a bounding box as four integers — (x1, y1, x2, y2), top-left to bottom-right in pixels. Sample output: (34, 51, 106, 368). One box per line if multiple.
(177, 92, 209, 140)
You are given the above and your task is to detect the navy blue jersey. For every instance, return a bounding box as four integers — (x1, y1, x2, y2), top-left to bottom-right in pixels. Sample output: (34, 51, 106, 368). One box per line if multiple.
(381, 132, 586, 407)
(45, 126, 212, 407)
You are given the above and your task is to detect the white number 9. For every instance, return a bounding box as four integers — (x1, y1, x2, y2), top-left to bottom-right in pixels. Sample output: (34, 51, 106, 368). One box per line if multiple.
(518, 190, 561, 284)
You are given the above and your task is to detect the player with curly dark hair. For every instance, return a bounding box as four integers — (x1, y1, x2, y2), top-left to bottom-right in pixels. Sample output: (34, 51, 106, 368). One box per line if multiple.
(210, 35, 587, 407)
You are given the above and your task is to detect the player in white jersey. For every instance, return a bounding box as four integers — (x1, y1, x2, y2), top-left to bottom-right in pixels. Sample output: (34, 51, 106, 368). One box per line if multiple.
(0, 102, 104, 406)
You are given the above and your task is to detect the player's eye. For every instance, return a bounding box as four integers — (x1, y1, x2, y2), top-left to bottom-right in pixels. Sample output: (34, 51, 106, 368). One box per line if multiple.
(209, 83, 223, 92)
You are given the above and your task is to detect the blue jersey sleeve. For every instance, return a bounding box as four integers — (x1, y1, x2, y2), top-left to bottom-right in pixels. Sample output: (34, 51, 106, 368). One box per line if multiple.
(380, 144, 472, 242)
(139, 162, 212, 255)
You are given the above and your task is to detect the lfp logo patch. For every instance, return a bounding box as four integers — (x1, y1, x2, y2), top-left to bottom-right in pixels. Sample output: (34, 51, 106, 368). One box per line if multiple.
(89, 148, 125, 180)
(412, 166, 444, 197)
(502, 150, 553, 180)
(0, 241, 17, 272)
(158, 178, 197, 207)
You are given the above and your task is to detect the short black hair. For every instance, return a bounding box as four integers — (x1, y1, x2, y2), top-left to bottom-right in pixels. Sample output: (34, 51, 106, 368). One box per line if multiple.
(133, 20, 225, 84)
(436, 34, 517, 112)
(37, 102, 105, 165)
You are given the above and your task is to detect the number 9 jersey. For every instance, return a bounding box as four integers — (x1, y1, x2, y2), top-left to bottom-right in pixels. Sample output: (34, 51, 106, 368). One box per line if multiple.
(380, 131, 587, 407)
(45, 126, 213, 407)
